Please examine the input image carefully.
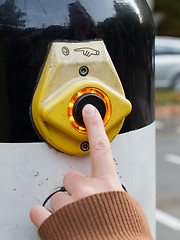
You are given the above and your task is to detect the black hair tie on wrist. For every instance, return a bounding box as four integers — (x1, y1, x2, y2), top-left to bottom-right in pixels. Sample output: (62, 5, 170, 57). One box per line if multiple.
(122, 184, 127, 192)
(42, 186, 67, 207)
(42, 185, 127, 207)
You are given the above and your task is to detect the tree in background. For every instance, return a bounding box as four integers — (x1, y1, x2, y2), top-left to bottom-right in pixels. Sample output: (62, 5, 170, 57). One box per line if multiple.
(0, 0, 26, 28)
(155, 0, 180, 37)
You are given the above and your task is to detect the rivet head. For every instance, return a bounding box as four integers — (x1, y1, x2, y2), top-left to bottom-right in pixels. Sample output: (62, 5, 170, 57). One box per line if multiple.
(79, 66, 89, 76)
(81, 141, 89, 151)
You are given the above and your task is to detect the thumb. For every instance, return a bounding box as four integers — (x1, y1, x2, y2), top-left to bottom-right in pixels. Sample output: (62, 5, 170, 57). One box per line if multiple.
(30, 205, 51, 228)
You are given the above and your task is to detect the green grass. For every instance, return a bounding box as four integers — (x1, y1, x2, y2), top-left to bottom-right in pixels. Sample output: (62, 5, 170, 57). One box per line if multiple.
(155, 89, 180, 105)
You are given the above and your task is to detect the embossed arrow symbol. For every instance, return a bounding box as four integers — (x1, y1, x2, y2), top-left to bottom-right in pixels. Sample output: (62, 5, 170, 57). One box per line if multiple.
(74, 47, 100, 57)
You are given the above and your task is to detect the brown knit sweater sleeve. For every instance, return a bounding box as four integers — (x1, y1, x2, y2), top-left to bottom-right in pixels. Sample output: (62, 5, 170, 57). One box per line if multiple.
(38, 191, 153, 240)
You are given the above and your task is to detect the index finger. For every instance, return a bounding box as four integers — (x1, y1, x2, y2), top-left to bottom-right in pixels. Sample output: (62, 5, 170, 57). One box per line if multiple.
(82, 104, 117, 178)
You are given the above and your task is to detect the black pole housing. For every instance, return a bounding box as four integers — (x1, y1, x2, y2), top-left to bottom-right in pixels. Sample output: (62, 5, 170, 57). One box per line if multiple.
(0, 0, 155, 142)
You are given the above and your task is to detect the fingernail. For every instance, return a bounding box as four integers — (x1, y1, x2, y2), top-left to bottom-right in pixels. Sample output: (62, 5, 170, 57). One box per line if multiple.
(83, 104, 95, 116)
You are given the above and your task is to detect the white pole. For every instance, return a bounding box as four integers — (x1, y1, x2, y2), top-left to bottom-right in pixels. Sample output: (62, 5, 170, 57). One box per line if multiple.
(0, 122, 155, 239)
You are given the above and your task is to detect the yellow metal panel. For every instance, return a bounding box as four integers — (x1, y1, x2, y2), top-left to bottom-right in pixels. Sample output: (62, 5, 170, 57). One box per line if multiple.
(32, 41, 132, 155)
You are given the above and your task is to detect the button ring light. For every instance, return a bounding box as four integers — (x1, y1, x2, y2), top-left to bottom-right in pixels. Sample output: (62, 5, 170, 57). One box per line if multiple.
(68, 88, 111, 134)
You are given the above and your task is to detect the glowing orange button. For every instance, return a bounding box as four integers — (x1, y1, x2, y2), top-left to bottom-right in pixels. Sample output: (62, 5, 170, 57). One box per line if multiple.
(68, 88, 111, 134)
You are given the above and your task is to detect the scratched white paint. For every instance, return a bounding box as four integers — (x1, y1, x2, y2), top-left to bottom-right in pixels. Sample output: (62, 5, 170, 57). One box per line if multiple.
(0, 122, 156, 239)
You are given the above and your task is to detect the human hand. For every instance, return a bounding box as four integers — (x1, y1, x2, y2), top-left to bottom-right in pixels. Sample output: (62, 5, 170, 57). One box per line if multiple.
(30, 104, 124, 228)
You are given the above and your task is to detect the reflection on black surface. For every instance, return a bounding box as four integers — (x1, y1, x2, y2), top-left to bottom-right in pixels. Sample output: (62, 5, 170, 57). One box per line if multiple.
(0, 0, 154, 142)
(0, 0, 26, 28)
(68, 2, 98, 40)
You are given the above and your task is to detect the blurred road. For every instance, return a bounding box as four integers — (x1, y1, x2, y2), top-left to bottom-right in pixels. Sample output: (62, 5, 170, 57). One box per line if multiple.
(156, 115, 180, 240)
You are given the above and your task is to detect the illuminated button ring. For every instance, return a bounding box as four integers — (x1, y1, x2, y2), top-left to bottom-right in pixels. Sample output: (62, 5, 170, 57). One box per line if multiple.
(68, 88, 111, 134)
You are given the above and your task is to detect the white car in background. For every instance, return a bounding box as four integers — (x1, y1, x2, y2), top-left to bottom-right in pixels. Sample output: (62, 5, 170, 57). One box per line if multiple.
(155, 36, 180, 90)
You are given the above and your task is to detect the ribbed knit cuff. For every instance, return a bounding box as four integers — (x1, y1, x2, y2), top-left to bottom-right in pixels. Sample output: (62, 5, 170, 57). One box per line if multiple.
(38, 191, 153, 240)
